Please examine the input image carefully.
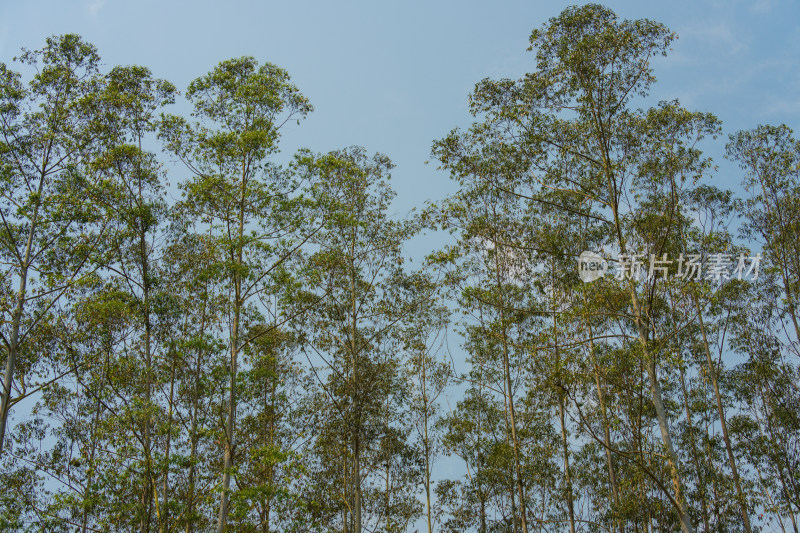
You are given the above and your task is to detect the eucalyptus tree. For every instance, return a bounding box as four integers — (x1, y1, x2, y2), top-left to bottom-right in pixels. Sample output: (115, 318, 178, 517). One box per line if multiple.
(727, 124, 800, 351)
(229, 326, 311, 532)
(726, 124, 800, 528)
(155, 220, 228, 533)
(90, 63, 177, 533)
(400, 274, 450, 533)
(431, 5, 732, 531)
(427, 159, 543, 531)
(289, 147, 422, 533)
(0, 34, 112, 456)
(160, 57, 312, 532)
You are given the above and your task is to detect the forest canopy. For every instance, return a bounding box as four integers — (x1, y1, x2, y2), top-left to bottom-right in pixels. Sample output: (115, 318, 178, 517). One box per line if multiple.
(1, 4, 799, 532)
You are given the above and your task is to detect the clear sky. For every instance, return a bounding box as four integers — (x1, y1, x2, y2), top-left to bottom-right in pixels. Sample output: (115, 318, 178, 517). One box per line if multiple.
(2, 0, 798, 213)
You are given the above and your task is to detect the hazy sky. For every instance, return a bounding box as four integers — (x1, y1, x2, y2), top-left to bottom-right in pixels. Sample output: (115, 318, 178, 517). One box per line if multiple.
(2, 0, 798, 213)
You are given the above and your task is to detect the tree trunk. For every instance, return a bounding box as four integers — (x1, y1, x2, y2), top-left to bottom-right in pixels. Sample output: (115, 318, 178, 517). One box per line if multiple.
(690, 293, 752, 531)
(216, 167, 247, 533)
(491, 222, 528, 533)
(557, 393, 577, 533)
(678, 363, 711, 532)
(0, 166, 45, 456)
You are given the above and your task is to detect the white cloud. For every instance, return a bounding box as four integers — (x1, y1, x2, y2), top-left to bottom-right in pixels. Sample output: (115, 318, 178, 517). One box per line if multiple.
(87, 0, 105, 17)
(750, 0, 773, 14)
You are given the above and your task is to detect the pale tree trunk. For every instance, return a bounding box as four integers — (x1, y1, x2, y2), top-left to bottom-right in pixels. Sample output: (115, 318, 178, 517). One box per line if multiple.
(557, 393, 576, 533)
(384, 390, 392, 532)
(584, 321, 622, 532)
(185, 254, 212, 533)
(136, 159, 156, 533)
(678, 363, 711, 533)
(550, 265, 575, 533)
(491, 221, 529, 533)
(216, 279, 240, 533)
(261, 360, 276, 533)
(353, 432, 362, 533)
(185, 310, 206, 533)
(594, 87, 695, 533)
(756, 176, 800, 345)
(501, 371, 518, 533)
(613, 227, 695, 533)
(690, 293, 752, 531)
(160, 351, 177, 533)
(343, 446, 349, 533)
(759, 385, 800, 532)
(216, 167, 247, 533)
(81, 343, 111, 533)
(348, 235, 363, 533)
(421, 356, 434, 533)
(0, 164, 46, 456)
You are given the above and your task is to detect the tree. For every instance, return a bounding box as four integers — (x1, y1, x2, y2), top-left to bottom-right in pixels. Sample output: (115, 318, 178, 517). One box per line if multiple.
(401, 275, 450, 533)
(160, 56, 312, 532)
(0, 34, 111, 456)
(290, 147, 422, 533)
(727, 124, 800, 529)
(432, 5, 728, 531)
(92, 63, 176, 533)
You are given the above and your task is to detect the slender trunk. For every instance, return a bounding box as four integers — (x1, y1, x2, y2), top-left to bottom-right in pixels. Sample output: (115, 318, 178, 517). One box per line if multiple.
(760, 385, 800, 532)
(139, 182, 155, 533)
(491, 221, 528, 533)
(343, 444, 349, 533)
(216, 285, 240, 532)
(557, 393, 577, 533)
(585, 326, 621, 531)
(757, 178, 800, 344)
(678, 363, 711, 533)
(216, 165, 247, 533)
(81, 342, 110, 533)
(185, 370, 200, 533)
(548, 258, 574, 533)
(82, 394, 102, 533)
(501, 371, 518, 533)
(594, 92, 694, 531)
(0, 165, 46, 456)
(422, 357, 433, 533)
(353, 432, 362, 533)
(626, 278, 694, 533)
(385, 391, 391, 532)
(185, 313, 205, 533)
(690, 293, 752, 531)
(479, 488, 487, 533)
(263, 358, 276, 533)
(160, 352, 177, 533)
(755, 463, 788, 533)
(347, 228, 363, 533)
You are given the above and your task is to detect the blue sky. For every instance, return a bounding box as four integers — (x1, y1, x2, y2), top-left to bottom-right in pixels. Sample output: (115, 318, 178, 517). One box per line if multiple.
(2, 0, 798, 214)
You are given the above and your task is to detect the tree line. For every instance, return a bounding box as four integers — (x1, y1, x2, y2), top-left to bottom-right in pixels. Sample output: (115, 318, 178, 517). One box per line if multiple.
(1, 4, 798, 532)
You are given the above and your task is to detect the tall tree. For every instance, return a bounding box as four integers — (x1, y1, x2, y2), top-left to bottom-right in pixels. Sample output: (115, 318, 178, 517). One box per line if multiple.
(160, 56, 312, 532)
(0, 35, 111, 456)
(290, 147, 422, 533)
(432, 5, 731, 531)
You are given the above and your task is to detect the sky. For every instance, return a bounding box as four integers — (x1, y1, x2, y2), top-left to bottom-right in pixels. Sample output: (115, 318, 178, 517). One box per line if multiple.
(2, 0, 798, 215)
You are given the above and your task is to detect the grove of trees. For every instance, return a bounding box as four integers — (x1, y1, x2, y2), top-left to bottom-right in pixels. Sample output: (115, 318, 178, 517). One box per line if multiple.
(1, 5, 798, 532)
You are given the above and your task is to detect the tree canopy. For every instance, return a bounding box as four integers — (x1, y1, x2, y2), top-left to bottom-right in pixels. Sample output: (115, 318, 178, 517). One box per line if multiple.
(1, 6, 799, 532)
